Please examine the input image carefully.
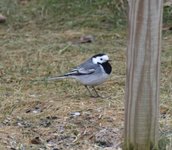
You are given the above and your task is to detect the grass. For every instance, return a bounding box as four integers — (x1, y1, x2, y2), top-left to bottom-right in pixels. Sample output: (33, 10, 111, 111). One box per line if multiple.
(0, 0, 172, 149)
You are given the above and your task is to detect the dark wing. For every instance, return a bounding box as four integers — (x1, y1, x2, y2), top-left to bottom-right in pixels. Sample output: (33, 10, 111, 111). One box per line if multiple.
(64, 57, 99, 76)
(64, 67, 95, 76)
(67, 58, 99, 76)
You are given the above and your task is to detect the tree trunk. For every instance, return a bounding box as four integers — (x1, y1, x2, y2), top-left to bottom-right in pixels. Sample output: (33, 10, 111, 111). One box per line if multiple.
(124, 0, 163, 149)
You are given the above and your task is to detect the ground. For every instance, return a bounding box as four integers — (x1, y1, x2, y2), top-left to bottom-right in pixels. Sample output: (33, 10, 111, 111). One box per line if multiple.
(0, 1, 172, 150)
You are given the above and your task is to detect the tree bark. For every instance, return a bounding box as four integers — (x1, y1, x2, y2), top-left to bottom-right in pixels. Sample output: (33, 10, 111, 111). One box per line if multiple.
(124, 0, 163, 149)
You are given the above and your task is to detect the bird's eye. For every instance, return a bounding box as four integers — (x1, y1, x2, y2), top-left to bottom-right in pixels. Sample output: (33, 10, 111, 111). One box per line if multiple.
(100, 58, 103, 61)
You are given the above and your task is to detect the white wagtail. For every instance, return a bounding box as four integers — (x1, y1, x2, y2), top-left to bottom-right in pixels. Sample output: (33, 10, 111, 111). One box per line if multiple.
(48, 53, 112, 97)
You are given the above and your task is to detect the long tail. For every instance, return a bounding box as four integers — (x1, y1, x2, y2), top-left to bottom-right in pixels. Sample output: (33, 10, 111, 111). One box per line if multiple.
(47, 73, 75, 81)
(48, 70, 79, 81)
(47, 75, 67, 81)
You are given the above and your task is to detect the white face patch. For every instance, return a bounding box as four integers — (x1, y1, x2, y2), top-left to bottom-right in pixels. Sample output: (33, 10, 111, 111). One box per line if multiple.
(92, 55, 109, 64)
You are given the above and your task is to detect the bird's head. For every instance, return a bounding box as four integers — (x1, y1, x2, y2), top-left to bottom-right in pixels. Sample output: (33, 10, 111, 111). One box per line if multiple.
(92, 53, 110, 64)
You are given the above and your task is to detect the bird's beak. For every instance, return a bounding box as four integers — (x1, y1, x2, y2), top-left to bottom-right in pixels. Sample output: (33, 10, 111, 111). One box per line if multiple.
(108, 59, 112, 62)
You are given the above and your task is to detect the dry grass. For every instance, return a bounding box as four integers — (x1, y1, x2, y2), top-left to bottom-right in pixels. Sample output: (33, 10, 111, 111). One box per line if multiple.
(0, 1, 172, 150)
(0, 24, 127, 149)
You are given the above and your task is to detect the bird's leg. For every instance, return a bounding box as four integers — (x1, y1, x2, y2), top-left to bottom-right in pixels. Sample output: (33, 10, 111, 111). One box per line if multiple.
(84, 85, 94, 97)
(92, 86, 100, 97)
